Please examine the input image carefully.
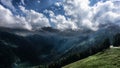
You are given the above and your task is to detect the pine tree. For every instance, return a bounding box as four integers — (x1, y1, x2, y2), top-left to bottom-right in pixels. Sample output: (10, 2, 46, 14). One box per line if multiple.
(113, 33, 120, 46)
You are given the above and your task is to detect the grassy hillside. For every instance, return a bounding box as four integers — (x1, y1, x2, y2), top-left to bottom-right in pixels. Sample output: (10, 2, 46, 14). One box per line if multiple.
(63, 48, 120, 68)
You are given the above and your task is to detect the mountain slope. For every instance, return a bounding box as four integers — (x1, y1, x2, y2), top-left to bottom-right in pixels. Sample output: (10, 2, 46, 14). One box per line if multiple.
(63, 48, 120, 68)
(0, 26, 120, 68)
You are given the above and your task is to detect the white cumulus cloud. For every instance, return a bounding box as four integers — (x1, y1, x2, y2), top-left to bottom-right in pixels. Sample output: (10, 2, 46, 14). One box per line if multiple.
(61, 0, 120, 30)
(0, 5, 50, 30)
(19, 6, 50, 30)
(46, 10, 77, 30)
(0, 0, 120, 31)
(0, 4, 31, 30)
(0, 0, 16, 11)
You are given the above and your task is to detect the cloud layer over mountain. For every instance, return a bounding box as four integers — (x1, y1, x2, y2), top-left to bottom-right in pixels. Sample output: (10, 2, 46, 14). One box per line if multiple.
(0, 0, 120, 30)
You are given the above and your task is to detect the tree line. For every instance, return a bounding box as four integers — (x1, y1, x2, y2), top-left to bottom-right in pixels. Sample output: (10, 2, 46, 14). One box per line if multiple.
(48, 33, 120, 68)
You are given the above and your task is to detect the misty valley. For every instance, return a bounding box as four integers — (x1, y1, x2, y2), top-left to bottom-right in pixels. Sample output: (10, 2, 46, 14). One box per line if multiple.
(0, 0, 120, 68)
(0, 25, 120, 68)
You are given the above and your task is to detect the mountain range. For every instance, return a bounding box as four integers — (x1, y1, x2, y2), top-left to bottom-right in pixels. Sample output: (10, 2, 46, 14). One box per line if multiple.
(0, 24, 120, 68)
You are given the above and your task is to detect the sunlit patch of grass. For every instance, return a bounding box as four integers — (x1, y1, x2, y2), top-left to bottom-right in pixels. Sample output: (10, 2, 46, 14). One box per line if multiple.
(63, 48, 120, 68)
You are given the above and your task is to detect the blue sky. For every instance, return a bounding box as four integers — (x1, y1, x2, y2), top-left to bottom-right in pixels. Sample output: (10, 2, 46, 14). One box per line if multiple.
(0, 0, 120, 30)
(90, 0, 101, 6)
(89, 0, 107, 6)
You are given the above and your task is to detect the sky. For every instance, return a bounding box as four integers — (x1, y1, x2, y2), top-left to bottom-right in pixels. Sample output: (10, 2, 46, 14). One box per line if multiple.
(89, 0, 106, 6)
(0, 0, 120, 31)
